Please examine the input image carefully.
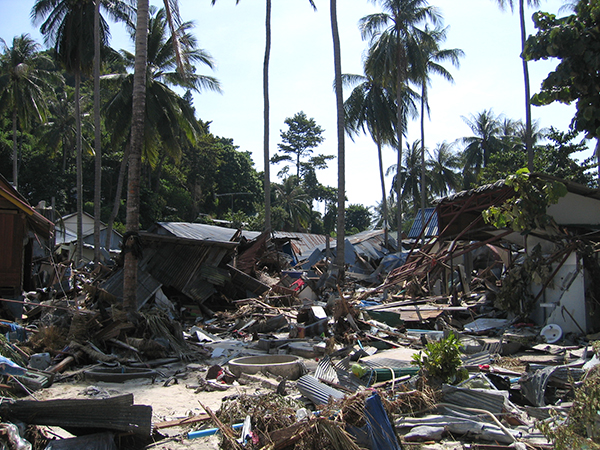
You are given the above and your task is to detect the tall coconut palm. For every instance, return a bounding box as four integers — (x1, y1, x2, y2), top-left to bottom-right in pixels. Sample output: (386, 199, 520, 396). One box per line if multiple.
(331, 0, 346, 274)
(492, 0, 542, 172)
(123, 0, 194, 313)
(343, 72, 396, 241)
(32, 0, 134, 264)
(428, 141, 461, 197)
(93, 0, 134, 264)
(460, 109, 503, 181)
(104, 7, 219, 158)
(412, 25, 462, 224)
(360, 0, 441, 240)
(393, 139, 426, 215)
(103, 6, 218, 253)
(211, 0, 316, 234)
(0, 34, 56, 191)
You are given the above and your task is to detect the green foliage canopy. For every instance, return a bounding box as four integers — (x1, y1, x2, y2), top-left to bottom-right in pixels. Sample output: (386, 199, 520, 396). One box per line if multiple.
(524, 1, 600, 139)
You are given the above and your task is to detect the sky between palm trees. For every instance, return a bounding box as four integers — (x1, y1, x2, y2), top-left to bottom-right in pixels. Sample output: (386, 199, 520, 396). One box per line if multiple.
(0, 0, 582, 209)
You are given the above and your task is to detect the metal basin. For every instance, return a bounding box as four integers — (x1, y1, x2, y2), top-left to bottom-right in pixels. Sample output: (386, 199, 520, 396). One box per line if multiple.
(228, 355, 303, 380)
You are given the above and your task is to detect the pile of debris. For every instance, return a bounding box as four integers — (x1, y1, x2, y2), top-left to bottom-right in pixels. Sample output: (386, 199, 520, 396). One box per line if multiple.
(0, 173, 600, 449)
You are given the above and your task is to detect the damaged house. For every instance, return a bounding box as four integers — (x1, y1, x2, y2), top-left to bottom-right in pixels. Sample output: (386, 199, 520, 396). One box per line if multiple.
(54, 211, 122, 264)
(380, 173, 600, 337)
(0, 174, 54, 316)
(99, 222, 337, 316)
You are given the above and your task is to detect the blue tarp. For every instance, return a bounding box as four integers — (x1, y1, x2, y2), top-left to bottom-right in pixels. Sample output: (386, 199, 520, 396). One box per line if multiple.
(348, 392, 403, 449)
(0, 355, 27, 376)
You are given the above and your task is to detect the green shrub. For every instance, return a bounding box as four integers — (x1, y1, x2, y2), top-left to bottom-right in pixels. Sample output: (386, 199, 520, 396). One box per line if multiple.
(411, 333, 465, 384)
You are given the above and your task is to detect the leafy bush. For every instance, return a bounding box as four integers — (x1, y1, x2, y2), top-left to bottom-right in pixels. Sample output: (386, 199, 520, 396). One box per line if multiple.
(411, 333, 464, 384)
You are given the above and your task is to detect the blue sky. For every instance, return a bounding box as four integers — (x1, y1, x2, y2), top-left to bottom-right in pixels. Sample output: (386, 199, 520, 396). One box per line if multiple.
(0, 0, 581, 209)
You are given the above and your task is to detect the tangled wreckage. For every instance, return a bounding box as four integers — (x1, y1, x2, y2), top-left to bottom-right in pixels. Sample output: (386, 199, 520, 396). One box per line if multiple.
(1, 172, 600, 449)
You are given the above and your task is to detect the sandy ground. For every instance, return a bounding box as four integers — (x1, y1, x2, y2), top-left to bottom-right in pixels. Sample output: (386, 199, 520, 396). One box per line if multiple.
(29, 360, 270, 449)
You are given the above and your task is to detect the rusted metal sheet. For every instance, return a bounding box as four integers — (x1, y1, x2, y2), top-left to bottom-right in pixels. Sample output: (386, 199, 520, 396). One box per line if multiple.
(140, 238, 234, 304)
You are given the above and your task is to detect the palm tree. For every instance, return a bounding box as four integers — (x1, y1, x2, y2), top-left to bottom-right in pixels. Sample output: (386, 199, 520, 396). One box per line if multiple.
(124, 0, 198, 313)
(331, 0, 346, 274)
(93, 0, 134, 264)
(360, 0, 441, 240)
(412, 25, 462, 223)
(102, 6, 219, 252)
(492, 0, 542, 172)
(211, 0, 316, 234)
(0, 34, 56, 190)
(273, 176, 311, 231)
(32, 0, 134, 264)
(428, 141, 461, 197)
(104, 7, 219, 161)
(460, 109, 503, 178)
(343, 72, 396, 240)
(37, 87, 92, 172)
(394, 139, 425, 215)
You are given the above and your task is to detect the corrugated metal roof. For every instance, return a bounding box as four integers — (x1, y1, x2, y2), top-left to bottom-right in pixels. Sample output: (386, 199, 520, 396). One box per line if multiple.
(141, 239, 233, 303)
(152, 222, 248, 242)
(271, 231, 332, 257)
(153, 222, 333, 259)
(408, 208, 438, 238)
(347, 229, 396, 260)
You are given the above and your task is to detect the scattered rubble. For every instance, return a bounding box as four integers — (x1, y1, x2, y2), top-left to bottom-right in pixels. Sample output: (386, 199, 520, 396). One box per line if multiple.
(1, 174, 600, 449)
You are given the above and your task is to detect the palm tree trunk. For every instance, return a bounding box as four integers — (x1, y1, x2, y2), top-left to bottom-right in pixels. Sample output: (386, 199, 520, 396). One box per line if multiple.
(263, 0, 272, 232)
(93, 0, 102, 265)
(519, 0, 534, 171)
(75, 70, 84, 264)
(12, 108, 18, 190)
(395, 41, 404, 244)
(376, 138, 388, 245)
(331, 0, 345, 276)
(105, 142, 130, 253)
(124, 0, 149, 313)
(420, 81, 426, 237)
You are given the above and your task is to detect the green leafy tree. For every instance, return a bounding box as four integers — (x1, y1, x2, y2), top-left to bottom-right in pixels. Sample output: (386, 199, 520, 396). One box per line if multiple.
(272, 111, 327, 178)
(524, 1, 600, 181)
(483, 168, 568, 232)
(0, 34, 56, 190)
(411, 333, 465, 384)
(480, 127, 593, 185)
(345, 204, 372, 234)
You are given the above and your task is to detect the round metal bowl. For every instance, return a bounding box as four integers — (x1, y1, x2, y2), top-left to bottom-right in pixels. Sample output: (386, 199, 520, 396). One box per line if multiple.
(228, 355, 302, 380)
